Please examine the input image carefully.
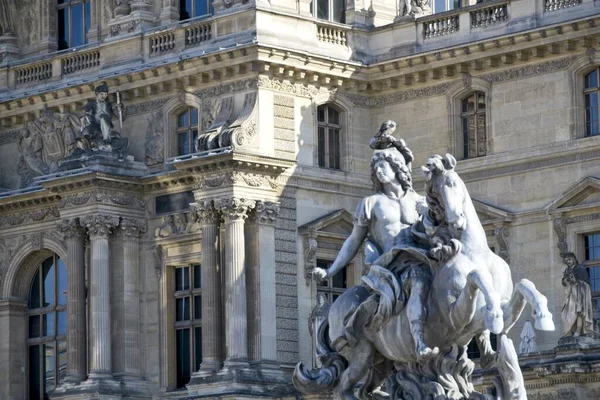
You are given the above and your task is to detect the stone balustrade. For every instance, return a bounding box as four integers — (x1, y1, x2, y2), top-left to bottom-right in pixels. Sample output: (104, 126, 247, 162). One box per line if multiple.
(545, 0, 582, 11)
(423, 14, 460, 39)
(61, 50, 101, 76)
(185, 21, 212, 47)
(317, 24, 348, 46)
(14, 62, 52, 86)
(149, 31, 177, 56)
(470, 2, 508, 28)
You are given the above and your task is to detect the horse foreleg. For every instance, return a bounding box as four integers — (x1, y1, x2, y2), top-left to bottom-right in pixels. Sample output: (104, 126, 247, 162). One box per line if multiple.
(335, 340, 377, 400)
(502, 279, 555, 333)
(450, 268, 503, 334)
(475, 330, 496, 369)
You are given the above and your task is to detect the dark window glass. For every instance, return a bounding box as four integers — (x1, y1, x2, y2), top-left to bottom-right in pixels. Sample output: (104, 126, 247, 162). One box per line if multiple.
(467, 334, 497, 360)
(194, 327, 202, 371)
(194, 295, 202, 320)
(57, 259, 67, 306)
(42, 258, 54, 307)
(585, 69, 600, 137)
(316, 259, 347, 300)
(193, 265, 202, 289)
(317, 104, 342, 170)
(43, 313, 55, 337)
(58, 8, 69, 50)
(317, 126, 326, 168)
(29, 315, 41, 338)
(332, 0, 345, 23)
(176, 267, 190, 292)
(71, 3, 84, 47)
(331, 268, 347, 289)
(460, 91, 487, 159)
(176, 107, 199, 156)
(176, 328, 191, 387)
(84, 1, 91, 43)
(155, 191, 195, 215)
(178, 132, 190, 156)
(317, 106, 325, 122)
(317, 0, 329, 20)
(180, 0, 192, 20)
(195, 0, 209, 16)
(177, 110, 189, 128)
(57, 0, 90, 50)
(586, 233, 600, 261)
(176, 297, 190, 321)
(586, 69, 598, 89)
(29, 345, 41, 400)
(29, 269, 41, 309)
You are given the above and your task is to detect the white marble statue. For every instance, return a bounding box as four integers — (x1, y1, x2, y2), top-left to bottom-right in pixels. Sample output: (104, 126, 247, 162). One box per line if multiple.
(294, 122, 555, 400)
(519, 320, 537, 355)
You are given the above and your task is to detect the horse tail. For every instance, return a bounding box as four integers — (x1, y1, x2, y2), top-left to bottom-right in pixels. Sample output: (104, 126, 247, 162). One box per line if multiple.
(293, 304, 348, 393)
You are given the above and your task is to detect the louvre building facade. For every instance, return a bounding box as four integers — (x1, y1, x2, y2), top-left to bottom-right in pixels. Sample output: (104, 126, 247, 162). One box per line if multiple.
(0, 0, 600, 399)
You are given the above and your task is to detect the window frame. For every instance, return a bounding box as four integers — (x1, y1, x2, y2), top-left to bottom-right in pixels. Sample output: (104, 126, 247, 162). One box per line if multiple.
(57, 0, 91, 51)
(583, 232, 600, 321)
(316, 104, 342, 170)
(27, 254, 68, 400)
(311, 0, 346, 23)
(460, 91, 487, 160)
(315, 259, 348, 303)
(179, 0, 214, 20)
(175, 106, 200, 157)
(584, 67, 600, 138)
(173, 264, 202, 389)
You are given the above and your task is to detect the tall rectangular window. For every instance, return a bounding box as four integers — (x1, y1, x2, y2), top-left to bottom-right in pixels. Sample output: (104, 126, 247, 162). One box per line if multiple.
(311, 0, 345, 23)
(461, 92, 487, 159)
(585, 68, 600, 137)
(317, 104, 342, 170)
(57, 0, 91, 50)
(174, 265, 202, 388)
(180, 0, 213, 20)
(176, 107, 199, 156)
(584, 233, 600, 320)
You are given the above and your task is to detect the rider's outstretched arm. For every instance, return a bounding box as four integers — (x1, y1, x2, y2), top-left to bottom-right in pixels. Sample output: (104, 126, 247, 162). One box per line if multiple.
(325, 224, 368, 278)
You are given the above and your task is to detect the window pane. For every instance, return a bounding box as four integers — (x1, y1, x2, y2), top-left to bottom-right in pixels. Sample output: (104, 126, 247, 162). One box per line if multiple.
(331, 268, 347, 289)
(57, 311, 67, 336)
(84, 1, 91, 45)
(44, 343, 55, 392)
(193, 265, 201, 288)
(328, 128, 338, 170)
(177, 110, 190, 128)
(462, 117, 469, 158)
(477, 93, 486, 110)
(318, 126, 326, 168)
(332, 0, 345, 23)
(180, 0, 192, 20)
(58, 340, 67, 383)
(317, 106, 326, 122)
(194, 0, 209, 16)
(58, 8, 69, 50)
(195, 327, 202, 371)
(71, 3, 84, 47)
(29, 269, 41, 309)
(176, 329, 191, 388)
(57, 258, 67, 306)
(194, 295, 202, 320)
(175, 267, 190, 291)
(29, 315, 41, 339)
(176, 297, 190, 321)
(43, 312, 55, 337)
(586, 70, 598, 89)
(434, 0, 447, 12)
(178, 132, 190, 156)
(333, 129, 340, 169)
(42, 258, 55, 307)
(191, 108, 199, 125)
(317, 0, 329, 20)
(29, 345, 41, 400)
(191, 130, 198, 153)
(328, 107, 339, 125)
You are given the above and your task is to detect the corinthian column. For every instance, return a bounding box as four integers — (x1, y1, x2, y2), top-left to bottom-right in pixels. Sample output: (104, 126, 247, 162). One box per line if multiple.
(246, 202, 281, 371)
(217, 197, 255, 367)
(192, 200, 223, 373)
(57, 218, 87, 383)
(120, 218, 146, 379)
(83, 214, 120, 379)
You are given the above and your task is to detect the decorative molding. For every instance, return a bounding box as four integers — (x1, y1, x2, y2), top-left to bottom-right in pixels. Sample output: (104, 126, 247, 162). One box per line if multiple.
(0, 207, 60, 227)
(494, 226, 510, 264)
(216, 197, 256, 221)
(344, 82, 454, 108)
(0, 128, 21, 145)
(119, 217, 147, 239)
(56, 218, 85, 240)
(59, 190, 145, 209)
(552, 212, 600, 257)
(194, 77, 258, 98)
(190, 200, 219, 225)
(145, 111, 164, 167)
(153, 245, 166, 280)
(304, 233, 318, 285)
(125, 98, 170, 115)
(193, 171, 280, 190)
(481, 55, 579, 83)
(258, 76, 321, 98)
(82, 214, 120, 238)
(154, 212, 198, 238)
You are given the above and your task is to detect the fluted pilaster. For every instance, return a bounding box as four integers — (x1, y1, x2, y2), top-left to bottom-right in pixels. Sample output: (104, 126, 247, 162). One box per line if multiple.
(57, 218, 87, 383)
(192, 200, 223, 372)
(246, 201, 280, 367)
(120, 218, 146, 378)
(83, 214, 120, 378)
(217, 197, 255, 367)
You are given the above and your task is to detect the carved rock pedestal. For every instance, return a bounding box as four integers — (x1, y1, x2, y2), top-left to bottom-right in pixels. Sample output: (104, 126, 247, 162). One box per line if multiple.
(56, 152, 148, 178)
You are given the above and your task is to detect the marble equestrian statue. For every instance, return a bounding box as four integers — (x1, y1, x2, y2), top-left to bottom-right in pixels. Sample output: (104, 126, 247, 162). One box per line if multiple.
(293, 122, 555, 400)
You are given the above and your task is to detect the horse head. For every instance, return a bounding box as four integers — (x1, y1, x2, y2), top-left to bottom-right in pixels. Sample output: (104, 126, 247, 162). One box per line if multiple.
(422, 154, 467, 231)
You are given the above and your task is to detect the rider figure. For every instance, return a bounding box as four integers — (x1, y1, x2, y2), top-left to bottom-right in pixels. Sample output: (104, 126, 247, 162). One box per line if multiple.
(313, 125, 438, 361)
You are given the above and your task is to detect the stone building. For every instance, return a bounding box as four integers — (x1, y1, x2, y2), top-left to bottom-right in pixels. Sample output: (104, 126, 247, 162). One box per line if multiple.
(0, 0, 600, 399)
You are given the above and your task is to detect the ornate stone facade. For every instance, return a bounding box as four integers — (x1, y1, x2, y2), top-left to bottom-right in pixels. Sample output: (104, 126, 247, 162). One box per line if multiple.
(0, 0, 599, 399)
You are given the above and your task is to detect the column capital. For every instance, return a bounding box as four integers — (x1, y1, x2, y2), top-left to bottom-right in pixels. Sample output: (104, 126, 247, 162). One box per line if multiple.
(83, 215, 120, 239)
(57, 218, 85, 239)
(250, 201, 280, 226)
(191, 200, 220, 225)
(216, 197, 255, 222)
(118, 218, 147, 240)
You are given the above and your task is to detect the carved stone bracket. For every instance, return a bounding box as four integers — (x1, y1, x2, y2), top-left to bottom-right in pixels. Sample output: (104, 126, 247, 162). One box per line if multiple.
(494, 226, 510, 264)
(216, 197, 256, 221)
(82, 215, 120, 238)
(304, 231, 318, 285)
(56, 218, 85, 240)
(218, 92, 258, 150)
(250, 201, 280, 225)
(190, 200, 220, 226)
(196, 96, 234, 151)
(119, 217, 147, 240)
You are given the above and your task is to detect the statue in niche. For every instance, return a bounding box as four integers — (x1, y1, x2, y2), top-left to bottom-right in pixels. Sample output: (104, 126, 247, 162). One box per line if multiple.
(518, 320, 537, 355)
(294, 121, 555, 400)
(72, 84, 129, 159)
(561, 252, 595, 338)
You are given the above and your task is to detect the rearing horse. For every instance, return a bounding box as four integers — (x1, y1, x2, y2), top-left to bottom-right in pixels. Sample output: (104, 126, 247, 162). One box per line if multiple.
(294, 154, 554, 400)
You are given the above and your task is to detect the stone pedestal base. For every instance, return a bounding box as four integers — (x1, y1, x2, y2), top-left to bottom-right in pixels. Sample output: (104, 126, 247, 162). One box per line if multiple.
(107, 10, 154, 39)
(557, 335, 599, 350)
(54, 152, 148, 177)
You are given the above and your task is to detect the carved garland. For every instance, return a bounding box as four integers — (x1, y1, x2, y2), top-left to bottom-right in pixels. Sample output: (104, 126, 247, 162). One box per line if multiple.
(552, 212, 600, 257)
(59, 191, 146, 209)
(0, 207, 60, 227)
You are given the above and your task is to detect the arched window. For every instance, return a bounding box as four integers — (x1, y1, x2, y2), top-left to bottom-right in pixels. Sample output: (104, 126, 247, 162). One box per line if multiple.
(27, 255, 68, 400)
(176, 107, 199, 156)
(584, 68, 600, 137)
(461, 92, 487, 159)
(312, 0, 346, 23)
(317, 104, 341, 170)
(179, 0, 214, 20)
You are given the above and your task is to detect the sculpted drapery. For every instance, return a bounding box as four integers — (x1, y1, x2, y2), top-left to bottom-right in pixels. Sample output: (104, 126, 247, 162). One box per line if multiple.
(561, 252, 595, 337)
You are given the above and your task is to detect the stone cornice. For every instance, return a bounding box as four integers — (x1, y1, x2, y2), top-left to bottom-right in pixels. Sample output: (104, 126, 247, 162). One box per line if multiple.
(170, 151, 295, 175)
